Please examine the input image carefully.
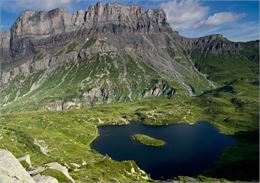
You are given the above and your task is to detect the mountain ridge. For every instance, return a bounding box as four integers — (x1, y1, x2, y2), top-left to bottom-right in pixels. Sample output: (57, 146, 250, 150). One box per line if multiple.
(0, 2, 258, 112)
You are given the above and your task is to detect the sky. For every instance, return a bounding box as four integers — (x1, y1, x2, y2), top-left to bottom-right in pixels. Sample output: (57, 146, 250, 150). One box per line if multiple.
(0, 0, 259, 42)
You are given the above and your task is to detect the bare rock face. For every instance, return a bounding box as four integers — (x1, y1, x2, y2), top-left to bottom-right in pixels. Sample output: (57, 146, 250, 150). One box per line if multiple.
(0, 149, 73, 183)
(45, 162, 75, 183)
(0, 31, 11, 66)
(0, 149, 35, 183)
(33, 174, 58, 183)
(11, 8, 66, 36)
(0, 2, 171, 68)
(180, 34, 241, 55)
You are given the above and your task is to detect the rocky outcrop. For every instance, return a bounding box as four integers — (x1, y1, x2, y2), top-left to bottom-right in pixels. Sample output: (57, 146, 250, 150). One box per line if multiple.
(11, 8, 69, 37)
(142, 80, 175, 98)
(0, 31, 11, 66)
(1, 2, 172, 69)
(0, 149, 35, 183)
(0, 149, 76, 183)
(44, 162, 75, 183)
(1, 2, 257, 112)
(11, 3, 169, 37)
(33, 174, 58, 183)
(179, 34, 241, 55)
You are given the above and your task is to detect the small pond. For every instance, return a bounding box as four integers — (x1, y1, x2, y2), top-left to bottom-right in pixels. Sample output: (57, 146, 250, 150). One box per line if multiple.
(91, 121, 236, 180)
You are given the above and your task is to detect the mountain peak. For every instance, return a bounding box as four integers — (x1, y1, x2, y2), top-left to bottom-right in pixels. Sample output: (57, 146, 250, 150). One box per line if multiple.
(0, 2, 172, 65)
(9, 2, 171, 38)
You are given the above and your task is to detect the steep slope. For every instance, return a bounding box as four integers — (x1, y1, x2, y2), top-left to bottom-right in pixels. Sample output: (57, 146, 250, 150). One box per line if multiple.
(0, 3, 214, 112)
(179, 34, 259, 84)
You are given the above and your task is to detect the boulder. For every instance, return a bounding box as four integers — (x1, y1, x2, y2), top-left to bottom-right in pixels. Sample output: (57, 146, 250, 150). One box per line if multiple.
(44, 162, 75, 183)
(33, 174, 58, 183)
(0, 149, 35, 183)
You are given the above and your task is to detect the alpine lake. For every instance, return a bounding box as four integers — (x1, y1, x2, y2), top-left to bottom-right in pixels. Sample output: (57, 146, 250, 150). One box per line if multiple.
(91, 121, 236, 180)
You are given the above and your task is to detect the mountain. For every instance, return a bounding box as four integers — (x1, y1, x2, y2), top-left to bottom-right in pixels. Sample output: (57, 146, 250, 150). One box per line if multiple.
(0, 2, 259, 182)
(182, 35, 259, 83)
(0, 2, 258, 113)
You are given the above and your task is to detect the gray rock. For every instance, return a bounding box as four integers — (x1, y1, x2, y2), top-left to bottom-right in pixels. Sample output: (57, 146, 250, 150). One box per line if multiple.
(33, 174, 58, 183)
(45, 162, 75, 183)
(0, 149, 35, 183)
(180, 34, 241, 55)
(0, 2, 171, 68)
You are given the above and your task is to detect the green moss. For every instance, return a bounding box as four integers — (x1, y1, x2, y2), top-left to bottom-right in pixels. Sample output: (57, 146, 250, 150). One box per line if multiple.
(132, 134, 166, 147)
(42, 168, 71, 182)
(20, 160, 31, 169)
(83, 38, 97, 48)
(66, 42, 78, 53)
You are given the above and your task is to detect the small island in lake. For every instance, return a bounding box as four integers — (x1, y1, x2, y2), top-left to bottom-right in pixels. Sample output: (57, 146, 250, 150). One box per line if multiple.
(132, 134, 166, 147)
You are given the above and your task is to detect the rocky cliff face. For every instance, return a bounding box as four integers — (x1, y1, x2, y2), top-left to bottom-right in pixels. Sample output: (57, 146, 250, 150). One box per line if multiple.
(180, 34, 241, 55)
(0, 149, 78, 183)
(0, 2, 258, 112)
(1, 2, 171, 68)
(0, 32, 11, 66)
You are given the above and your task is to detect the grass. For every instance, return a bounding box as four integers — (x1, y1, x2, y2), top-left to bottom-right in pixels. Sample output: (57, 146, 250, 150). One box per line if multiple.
(0, 110, 150, 182)
(203, 130, 259, 181)
(0, 39, 258, 182)
(132, 134, 166, 147)
(83, 38, 97, 49)
(0, 53, 186, 113)
(0, 77, 258, 181)
(42, 168, 72, 182)
(191, 51, 259, 85)
(66, 42, 78, 53)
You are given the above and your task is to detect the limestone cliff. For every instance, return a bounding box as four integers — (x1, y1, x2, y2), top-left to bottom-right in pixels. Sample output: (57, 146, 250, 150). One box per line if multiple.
(0, 2, 257, 112)
(1, 3, 171, 68)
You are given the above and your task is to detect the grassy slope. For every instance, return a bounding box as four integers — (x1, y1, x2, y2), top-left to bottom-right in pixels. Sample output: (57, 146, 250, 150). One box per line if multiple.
(132, 134, 166, 147)
(1, 36, 216, 112)
(0, 39, 258, 182)
(191, 44, 259, 85)
(198, 80, 259, 181)
(0, 110, 149, 182)
(189, 41, 259, 181)
(0, 78, 258, 181)
(0, 53, 186, 113)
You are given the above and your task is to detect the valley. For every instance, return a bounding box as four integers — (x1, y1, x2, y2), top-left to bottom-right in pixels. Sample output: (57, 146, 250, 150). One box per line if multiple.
(0, 1, 259, 182)
(0, 78, 258, 182)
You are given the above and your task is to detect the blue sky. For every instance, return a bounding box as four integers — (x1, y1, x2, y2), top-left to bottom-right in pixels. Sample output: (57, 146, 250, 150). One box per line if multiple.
(0, 0, 259, 42)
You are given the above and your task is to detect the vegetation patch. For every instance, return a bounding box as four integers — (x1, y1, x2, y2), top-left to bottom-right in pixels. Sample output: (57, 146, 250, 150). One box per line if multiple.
(42, 168, 71, 182)
(132, 134, 166, 147)
(83, 38, 97, 49)
(66, 42, 78, 53)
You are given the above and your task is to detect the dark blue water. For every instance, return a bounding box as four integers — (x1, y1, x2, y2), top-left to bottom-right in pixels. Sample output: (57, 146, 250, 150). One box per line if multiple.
(91, 121, 236, 180)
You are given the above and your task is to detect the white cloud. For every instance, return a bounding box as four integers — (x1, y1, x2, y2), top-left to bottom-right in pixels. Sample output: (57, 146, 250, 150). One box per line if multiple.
(160, 0, 244, 31)
(160, 0, 209, 30)
(205, 12, 245, 26)
(2, 0, 77, 11)
(0, 23, 5, 31)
